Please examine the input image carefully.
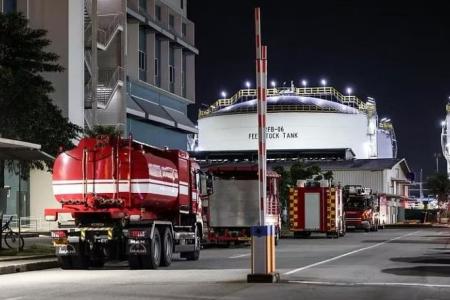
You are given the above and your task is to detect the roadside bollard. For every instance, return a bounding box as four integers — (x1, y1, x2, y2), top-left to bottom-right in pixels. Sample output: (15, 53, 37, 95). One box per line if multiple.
(247, 225, 280, 283)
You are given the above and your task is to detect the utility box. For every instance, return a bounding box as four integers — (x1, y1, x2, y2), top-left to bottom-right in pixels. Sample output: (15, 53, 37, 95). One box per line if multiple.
(289, 182, 345, 238)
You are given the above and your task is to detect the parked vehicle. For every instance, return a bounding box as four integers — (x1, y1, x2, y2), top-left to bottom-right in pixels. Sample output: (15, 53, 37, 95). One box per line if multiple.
(203, 163, 281, 245)
(45, 135, 210, 269)
(289, 180, 345, 238)
(343, 185, 380, 232)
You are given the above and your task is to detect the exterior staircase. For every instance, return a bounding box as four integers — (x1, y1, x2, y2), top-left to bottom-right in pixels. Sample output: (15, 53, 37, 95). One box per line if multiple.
(84, 0, 124, 110)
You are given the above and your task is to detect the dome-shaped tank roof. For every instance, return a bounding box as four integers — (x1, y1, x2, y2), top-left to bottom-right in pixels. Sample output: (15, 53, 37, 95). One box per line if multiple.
(213, 94, 360, 116)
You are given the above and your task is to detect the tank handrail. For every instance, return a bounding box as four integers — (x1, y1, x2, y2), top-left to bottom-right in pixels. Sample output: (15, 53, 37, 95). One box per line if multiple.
(199, 86, 368, 118)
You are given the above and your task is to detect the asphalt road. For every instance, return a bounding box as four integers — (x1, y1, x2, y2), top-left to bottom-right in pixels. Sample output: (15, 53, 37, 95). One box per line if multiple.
(0, 228, 449, 300)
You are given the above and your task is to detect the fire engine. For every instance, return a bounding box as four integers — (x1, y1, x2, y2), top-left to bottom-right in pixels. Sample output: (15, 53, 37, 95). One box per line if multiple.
(203, 163, 281, 245)
(289, 180, 345, 238)
(45, 135, 210, 269)
(343, 185, 380, 232)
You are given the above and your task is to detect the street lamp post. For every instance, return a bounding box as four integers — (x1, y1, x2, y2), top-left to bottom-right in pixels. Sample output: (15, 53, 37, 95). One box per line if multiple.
(434, 153, 442, 173)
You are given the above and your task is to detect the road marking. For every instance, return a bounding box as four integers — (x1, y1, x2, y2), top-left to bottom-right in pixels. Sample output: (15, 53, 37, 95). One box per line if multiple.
(289, 280, 450, 289)
(284, 231, 418, 275)
(228, 253, 250, 259)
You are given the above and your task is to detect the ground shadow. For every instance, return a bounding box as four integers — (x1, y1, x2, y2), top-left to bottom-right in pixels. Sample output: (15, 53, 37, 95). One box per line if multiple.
(382, 266, 450, 277)
(361, 239, 449, 245)
(390, 256, 450, 264)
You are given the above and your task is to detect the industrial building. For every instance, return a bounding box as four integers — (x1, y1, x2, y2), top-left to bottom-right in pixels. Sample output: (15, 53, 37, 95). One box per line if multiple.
(192, 85, 410, 224)
(194, 85, 397, 159)
(0, 0, 198, 223)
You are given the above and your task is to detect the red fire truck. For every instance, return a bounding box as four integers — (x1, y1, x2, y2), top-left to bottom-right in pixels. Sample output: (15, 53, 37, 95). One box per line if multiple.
(343, 185, 380, 232)
(203, 163, 281, 245)
(289, 180, 345, 238)
(44, 135, 210, 269)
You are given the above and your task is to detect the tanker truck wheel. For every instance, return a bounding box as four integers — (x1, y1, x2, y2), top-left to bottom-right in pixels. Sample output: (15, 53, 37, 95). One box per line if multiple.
(160, 227, 173, 267)
(142, 228, 161, 269)
(181, 225, 201, 261)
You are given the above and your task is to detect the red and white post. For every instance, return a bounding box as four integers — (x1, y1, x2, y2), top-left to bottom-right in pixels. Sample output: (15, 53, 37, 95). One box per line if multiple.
(248, 7, 279, 283)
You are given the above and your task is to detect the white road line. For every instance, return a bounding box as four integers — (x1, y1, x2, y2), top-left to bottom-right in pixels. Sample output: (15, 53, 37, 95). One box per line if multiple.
(228, 253, 250, 259)
(289, 280, 450, 289)
(284, 231, 419, 275)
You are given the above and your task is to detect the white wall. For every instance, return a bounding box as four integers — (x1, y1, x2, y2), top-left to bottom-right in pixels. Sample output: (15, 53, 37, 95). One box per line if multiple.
(29, 168, 57, 221)
(332, 170, 384, 194)
(27, 0, 84, 127)
(198, 112, 371, 158)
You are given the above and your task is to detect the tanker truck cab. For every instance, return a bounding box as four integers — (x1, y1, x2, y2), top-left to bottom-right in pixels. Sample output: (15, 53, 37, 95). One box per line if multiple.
(45, 136, 208, 270)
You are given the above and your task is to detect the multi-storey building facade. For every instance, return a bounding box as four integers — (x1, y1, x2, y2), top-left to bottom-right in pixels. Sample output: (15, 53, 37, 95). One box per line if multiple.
(0, 0, 198, 220)
(1, 0, 197, 149)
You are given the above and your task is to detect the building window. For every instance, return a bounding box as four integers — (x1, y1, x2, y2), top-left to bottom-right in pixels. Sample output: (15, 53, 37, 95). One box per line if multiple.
(182, 23, 187, 37)
(169, 66, 174, 83)
(139, 0, 147, 11)
(155, 38, 161, 87)
(155, 5, 161, 21)
(169, 14, 174, 31)
(154, 59, 159, 76)
(139, 51, 146, 77)
(169, 45, 175, 92)
(182, 53, 187, 97)
(180, 0, 184, 10)
(3, 0, 17, 13)
(139, 26, 147, 82)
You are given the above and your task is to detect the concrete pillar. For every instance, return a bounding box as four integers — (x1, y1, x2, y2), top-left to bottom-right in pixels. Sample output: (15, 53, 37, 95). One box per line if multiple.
(174, 47, 182, 95)
(185, 53, 195, 102)
(16, 0, 29, 17)
(127, 22, 139, 81)
(160, 39, 170, 91)
(147, 0, 156, 18)
(146, 31, 155, 85)
(67, 0, 84, 127)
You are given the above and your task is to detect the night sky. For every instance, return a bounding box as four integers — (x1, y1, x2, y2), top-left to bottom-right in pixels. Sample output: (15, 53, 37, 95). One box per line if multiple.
(187, 0, 450, 178)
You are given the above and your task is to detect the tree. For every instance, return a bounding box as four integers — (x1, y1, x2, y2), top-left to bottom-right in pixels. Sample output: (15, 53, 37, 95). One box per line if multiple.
(272, 165, 291, 213)
(0, 12, 81, 182)
(426, 173, 450, 210)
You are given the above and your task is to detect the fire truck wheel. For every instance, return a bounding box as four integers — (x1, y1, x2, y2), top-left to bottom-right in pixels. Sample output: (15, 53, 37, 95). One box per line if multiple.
(160, 227, 173, 267)
(142, 228, 161, 269)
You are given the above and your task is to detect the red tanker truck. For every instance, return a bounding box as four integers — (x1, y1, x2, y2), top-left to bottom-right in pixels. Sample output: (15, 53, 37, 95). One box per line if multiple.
(44, 135, 210, 269)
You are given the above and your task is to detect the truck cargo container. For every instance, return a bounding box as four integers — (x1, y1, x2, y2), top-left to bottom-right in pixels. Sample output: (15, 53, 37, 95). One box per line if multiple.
(203, 163, 281, 245)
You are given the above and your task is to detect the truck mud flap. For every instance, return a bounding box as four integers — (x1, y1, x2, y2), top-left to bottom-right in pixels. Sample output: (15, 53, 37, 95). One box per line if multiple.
(55, 244, 78, 256)
(128, 239, 149, 255)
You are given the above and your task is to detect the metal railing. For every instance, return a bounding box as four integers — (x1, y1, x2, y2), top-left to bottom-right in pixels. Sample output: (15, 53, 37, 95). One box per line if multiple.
(84, 67, 124, 108)
(2, 215, 58, 232)
(199, 86, 368, 118)
(97, 66, 124, 106)
(84, 49, 92, 75)
(97, 13, 124, 49)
